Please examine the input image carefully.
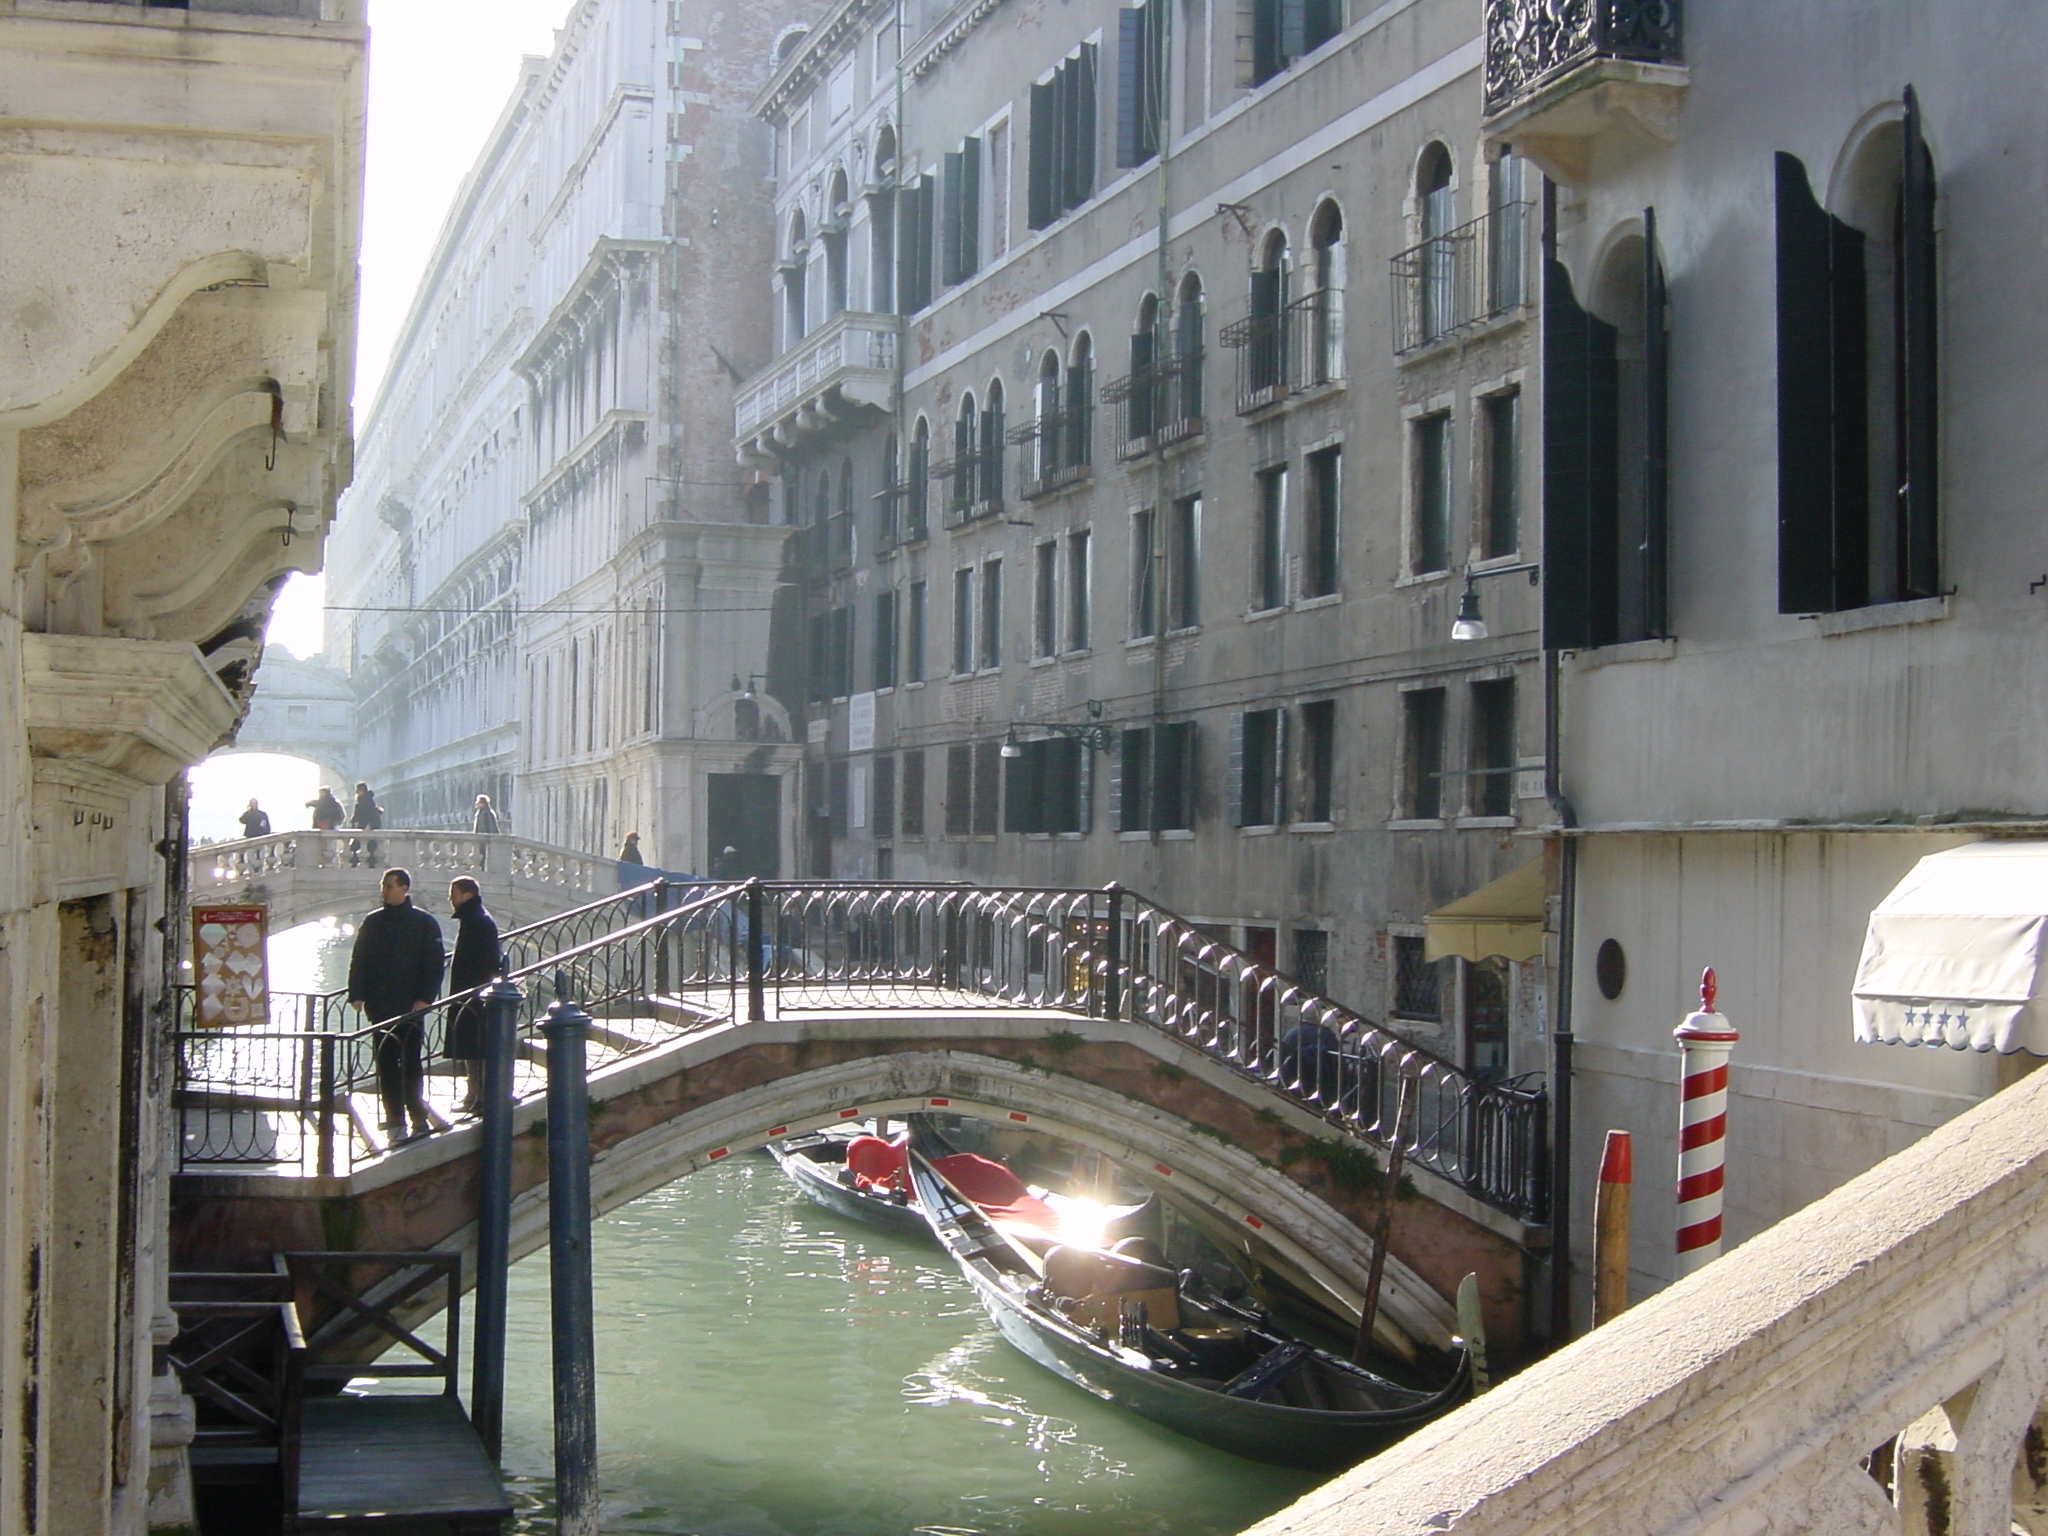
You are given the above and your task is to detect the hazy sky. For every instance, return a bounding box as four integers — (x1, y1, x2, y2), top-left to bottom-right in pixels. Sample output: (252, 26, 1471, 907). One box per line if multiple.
(262, 0, 580, 662)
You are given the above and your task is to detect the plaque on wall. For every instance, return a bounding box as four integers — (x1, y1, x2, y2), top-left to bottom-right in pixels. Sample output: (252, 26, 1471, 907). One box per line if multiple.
(192, 904, 269, 1029)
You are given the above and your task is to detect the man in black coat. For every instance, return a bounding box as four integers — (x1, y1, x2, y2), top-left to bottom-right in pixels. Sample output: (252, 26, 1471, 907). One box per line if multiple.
(347, 868, 446, 1141)
(444, 876, 502, 1115)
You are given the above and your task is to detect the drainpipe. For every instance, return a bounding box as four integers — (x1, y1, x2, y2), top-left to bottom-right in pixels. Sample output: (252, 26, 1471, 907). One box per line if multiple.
(1540, 173, 1579, 1345)
(1147, 0, 1174, 823)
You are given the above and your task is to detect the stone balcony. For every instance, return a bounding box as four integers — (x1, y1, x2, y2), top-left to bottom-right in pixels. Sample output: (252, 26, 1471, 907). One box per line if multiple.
(733, 310, 899, 467)
(1480, 0, 1687, 182)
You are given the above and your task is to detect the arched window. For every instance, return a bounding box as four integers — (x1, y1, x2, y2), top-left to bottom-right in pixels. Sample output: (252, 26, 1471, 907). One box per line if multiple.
(1308, 200, 1345, 383)
(950, 393, 977, 514)
(832, 457, 855, 564)
(979, 380, 1006, 507)
(1034, 349, 1063, 482)
(1246, 232, 1290, 398)
(1418, 145, 1456, 340)
(824, 169, 850, 318)
(1174, 272, 1205, 427)
(1128, 293, 1161, 439)
(1542, 219, 1670, 646)
(1774, 94, 1939, 614)
(782, 210, 809, 347)
(1066, 333, 1093, 472)
(879, 433, 899, 544)
(909, 416, 931, 535)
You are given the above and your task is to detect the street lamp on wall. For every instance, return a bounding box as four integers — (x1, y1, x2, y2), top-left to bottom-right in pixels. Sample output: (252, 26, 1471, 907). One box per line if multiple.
(1001, 716, 1115, 758)
(1449, 561, 1541, 642)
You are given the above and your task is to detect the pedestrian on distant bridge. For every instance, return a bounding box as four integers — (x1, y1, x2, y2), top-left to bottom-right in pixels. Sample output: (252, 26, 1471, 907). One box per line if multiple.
(238, 799, 271, 839)
(307, 786, 345, 830)
(346, 867, 446, 1143)
(349, 781, 384, 866)
(444, 876, 501, 1117)
(471, 794, 499, 835)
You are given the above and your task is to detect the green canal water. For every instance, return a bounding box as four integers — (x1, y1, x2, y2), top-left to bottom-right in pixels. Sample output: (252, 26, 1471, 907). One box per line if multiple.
(273, 921, 1320, 1535)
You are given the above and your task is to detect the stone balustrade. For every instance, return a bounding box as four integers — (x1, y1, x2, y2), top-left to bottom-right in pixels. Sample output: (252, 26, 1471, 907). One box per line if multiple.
(1247, 1059, 2048, 1536)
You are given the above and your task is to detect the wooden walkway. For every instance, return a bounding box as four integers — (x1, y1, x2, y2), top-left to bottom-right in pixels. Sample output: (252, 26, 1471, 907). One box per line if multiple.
(297, 1396, 509, 1532)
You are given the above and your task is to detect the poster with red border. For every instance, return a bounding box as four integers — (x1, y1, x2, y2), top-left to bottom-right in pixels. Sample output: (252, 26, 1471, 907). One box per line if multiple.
(192, 904, 269, 1029)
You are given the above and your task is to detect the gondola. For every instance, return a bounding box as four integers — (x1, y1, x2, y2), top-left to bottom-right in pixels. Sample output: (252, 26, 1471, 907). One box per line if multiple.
(907, 1148, 1472, 1472)
(765, 1127, 934, 1241)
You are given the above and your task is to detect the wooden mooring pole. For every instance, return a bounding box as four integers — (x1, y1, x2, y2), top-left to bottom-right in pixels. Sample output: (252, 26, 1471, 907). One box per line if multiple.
(1352, 1073, 1416, 1363)
(1592, 1130, 1633, 1327)
(544, 981, 600, 1536)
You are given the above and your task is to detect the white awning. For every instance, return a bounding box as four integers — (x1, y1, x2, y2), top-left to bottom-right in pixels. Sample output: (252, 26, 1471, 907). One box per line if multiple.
(1424, 860, 1546, 964)
(1853, 841, 2048, 1055)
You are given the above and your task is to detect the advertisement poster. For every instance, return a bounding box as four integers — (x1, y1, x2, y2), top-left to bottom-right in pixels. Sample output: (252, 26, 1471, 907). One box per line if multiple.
(192, 904, 269, 1029)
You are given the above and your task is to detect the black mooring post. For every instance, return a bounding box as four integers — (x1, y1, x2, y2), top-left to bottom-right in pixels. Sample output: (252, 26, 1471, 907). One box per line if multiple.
(543, 981, 600, 1536)
(745, 880, 766, 1023)
(470, 977, 522, 1462)
(1104, 883, 1124, 1023)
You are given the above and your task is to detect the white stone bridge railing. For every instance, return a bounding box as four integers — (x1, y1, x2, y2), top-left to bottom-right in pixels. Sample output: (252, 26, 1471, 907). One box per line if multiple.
(189, 831, 623, 929)
(1247, 1059, 2048, 1536)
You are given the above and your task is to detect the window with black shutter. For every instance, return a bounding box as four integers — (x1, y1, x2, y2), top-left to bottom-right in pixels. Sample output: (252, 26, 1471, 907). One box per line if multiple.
(873, 753, 896, 839)
(1541, 257, 1620, 649)
(873, 590, 897, 690)
(1250, 0, 1341, 87)
(1028, 46, 1099, 229)
(1468, 679, 1515, 818)
(896, 172, 936, 314)
(1402, 688, 1445, 820)
(1004, 739, 1045, 833)
(1299, 699, 1335, 822)
(901, 748, 926, 837)
(972, 741, 1001, 834)
(1116, 0, 1164, 169)
(944, 744, 973, 836)
(1154, 721, 1196, 830)
(1775, 97, 1939, 615)
(1229, 708, 1286, 827)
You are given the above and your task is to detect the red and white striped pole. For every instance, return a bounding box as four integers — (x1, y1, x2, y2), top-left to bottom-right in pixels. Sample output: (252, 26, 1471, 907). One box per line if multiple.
(1673, 968, 1739, 1277)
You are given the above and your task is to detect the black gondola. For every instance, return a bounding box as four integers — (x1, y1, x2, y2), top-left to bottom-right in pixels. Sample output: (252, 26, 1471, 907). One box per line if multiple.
(765, 1127, 934, 1241)
(907, 1148, 1471, 1472)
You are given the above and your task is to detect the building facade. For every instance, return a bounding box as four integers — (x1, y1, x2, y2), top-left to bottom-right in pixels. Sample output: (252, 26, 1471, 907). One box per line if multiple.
(328, 0, 817, 873)
(1488, 0, 2048, 1311)
(0, 0, 364, 1528)
(737, 0, 1551, 1088)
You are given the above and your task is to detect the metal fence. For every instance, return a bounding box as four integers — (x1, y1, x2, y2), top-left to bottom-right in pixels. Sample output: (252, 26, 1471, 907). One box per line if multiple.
(175, 880, 1548, 1221)
(1389, 203, 1531, 353)
(1483, 0, 1684, 116)
(1217, 292, 1343, 415)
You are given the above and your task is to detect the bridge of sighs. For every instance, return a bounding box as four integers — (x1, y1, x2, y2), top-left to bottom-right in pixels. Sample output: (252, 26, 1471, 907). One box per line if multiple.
(169, 880, 1552, 1359)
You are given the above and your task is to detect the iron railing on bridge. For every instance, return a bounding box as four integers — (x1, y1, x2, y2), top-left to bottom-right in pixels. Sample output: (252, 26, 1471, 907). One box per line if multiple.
(174, 881, 1547, 1221)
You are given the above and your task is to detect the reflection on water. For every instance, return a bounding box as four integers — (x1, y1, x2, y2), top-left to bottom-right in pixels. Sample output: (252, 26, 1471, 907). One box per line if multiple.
(269, 918, 355, 996)
(491, 1161, 1318, 1536)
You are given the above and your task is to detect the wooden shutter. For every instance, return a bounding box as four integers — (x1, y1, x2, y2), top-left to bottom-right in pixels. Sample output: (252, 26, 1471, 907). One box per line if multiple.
(1028, 80, 1055, 228)
(1642, 205, 1671, 639)
(1072, 44, 1098, 208)
(1116, 8, 1146, 168)
(1270, 708, 1289, 826)
(1541, 256, 1619, 650)
(973, 741, 1001, 834)
(941, 150, 964, 286)
(1279, 0, 1307, 68)
(1899, 85, 1940, 599)
(1775, 151, 1871, 614)
(1076, 742, 1093, 835)
(1004, 741, 1042, 833)
(1226, 712, 1246, 827)
(961, 137, 981, 277)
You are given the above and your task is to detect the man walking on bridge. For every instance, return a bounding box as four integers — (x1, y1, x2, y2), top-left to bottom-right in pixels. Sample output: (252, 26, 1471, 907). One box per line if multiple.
(347, 868, 446, 1143)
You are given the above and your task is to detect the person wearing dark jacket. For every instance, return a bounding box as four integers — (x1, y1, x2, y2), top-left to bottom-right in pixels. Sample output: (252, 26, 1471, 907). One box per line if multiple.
(238, 799, 271, 839)
(471, 794, 500, 835)
(444, 877, 502, 1115)
(346, 868, 446, 1140)
(348, 781, 384, 867)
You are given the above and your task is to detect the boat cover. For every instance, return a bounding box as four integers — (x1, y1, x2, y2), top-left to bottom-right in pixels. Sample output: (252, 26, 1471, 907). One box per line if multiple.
(932, 1153, 1059, 1234)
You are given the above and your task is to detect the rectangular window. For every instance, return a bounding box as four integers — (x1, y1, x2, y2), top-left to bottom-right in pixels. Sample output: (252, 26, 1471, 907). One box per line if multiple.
(1254, 465, 1287, 610)
(1302, 444, 1341, 597)
(1131, 508, 1158, 638)
(987, 119, 1011, 261)
(1067, 528, 1092, 650)
(1392, 933, 1442, 1021)
(905, 579, 926, 683)
(952, 568, 974, 674)
(1481, 391, 1520, 559)
(1292, 928, 1328, 994)
(944, 744, 973, 836)
(980, 558, 1003, 669)
(873, 590, 898, 690)
(1028, 44, 1098, 229)
(1469, 678, 1516, 817)
(1117, 727, 1152, 832)
(1299, 698, 1335, 822)
(1154, 720, 1195, 830)
(873, 753, 897, 838)
(1004, 737, 1088, 834)
(941, 136, 982, 286)
(1035, 541, 1059, 658)
(831, 605, 854, 698)
(1231, 707, 1286, 827)
(896, 172, 936, 314)
(1115, 0, 1165, 169)
(807, 612, 829, 702)
(1403, 687, 1446, 819)
(973, 740, 1002, 834)
(1413, 412, 1452, 575)
(1251, 0, 1344, 87)
(901, 748, 926, 836)
(1167, 494, 1201, 629)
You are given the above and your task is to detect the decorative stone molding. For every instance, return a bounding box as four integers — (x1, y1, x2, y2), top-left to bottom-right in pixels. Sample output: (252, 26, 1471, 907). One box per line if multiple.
(22, 634, 241, 787)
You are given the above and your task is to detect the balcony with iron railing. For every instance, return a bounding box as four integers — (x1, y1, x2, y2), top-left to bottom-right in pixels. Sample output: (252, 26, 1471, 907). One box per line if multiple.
(1217, 292, 1343, 416)
(733, 310, 900, 466)
(1389, 203, 1531, 355)
(1481, 0, 1685, 178)
(1008, 399, 1094, 499)
(931, 442, 1005, 528)
(1102, 350, 1206, 459)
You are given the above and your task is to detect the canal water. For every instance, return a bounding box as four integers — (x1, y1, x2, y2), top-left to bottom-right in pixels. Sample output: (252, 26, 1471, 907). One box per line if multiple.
(271, 922, 1321, 1535)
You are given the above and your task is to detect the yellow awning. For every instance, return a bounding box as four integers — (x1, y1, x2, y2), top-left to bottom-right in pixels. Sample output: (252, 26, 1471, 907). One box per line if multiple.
(1424, 860, 1546, 963)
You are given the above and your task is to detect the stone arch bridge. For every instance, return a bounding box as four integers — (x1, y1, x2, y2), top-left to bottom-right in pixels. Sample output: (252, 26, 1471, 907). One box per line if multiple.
(170, 881, 1551, 1357)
